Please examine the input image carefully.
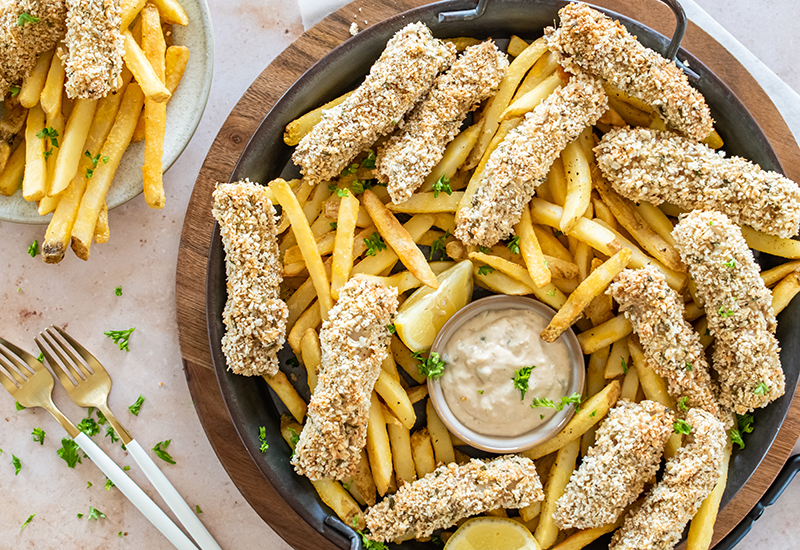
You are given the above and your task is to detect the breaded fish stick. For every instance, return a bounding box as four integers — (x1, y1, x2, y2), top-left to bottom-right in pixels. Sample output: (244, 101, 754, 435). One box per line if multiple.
(0, 0, 66, 95)
(377, 40, 508, 204)
(365, 455, 543, 542)
(64, 0, 124, 99)
(673, 210, 784, 414)
(212, 180, 288, 377)
(554, 400, 673, 530)
(609, 266, 720, 420)
(596, 128, 800, 238)
(291, 278, 398, 481)
(609, 408, 726, 550)
(455, 72, 607, 247)
(545, 3, 713, 141)
(292, 22, 456, 184)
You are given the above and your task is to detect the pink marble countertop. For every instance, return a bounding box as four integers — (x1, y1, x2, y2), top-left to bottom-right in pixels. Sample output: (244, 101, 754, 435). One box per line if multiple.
(0, 0, 798, 548)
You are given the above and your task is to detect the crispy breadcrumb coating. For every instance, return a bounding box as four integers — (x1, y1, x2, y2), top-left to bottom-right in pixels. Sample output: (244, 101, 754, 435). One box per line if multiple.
(291, 278, 398, 481)
(554, 400, 673, 530)
(365, 455, 543, 542)
(212, 180, 288, 377)
(64, 0, 124, 99)
(596, 128, 800, 238)
(610, 267, 721, 421)
(292, 22, 456, 184)
(377, 40, 508, 204)
(0, 0, 66, 96)
(609, 408, 726, 550)
(673, 210, 784, 414)
(545, 3, 713, 141)
(454, 71, 607, 247)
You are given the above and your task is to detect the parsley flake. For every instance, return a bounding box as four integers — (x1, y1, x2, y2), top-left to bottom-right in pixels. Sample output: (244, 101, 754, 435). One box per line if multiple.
(128, 394, 145, 416)
(88, 507, 105, 521)
(77, 513, 84, 518)
(114, 286, 122, 296)
(105, 426, 119, 443)
(590, 410, 597, 417)
(86, 482, 92, 488)
(85, 168, 94, 179)
(754, 382, 769, 395)
(416, 352, 446, 380)
(20, 513, 35, 530)
(673, 419, 692, 435)
(359, 531, 388, 550)
(363, 233, 387, 256)
(31, 428, 45, 445)
(329, 222, 338, 230)
(429, 232, 448, 260)
(85, 150, 101, 168)
(258, 426, 269, 453)
(17, 13, 40, 25)
(507, 236, 520, 255)
(196, 505, 203, 514)
(546, 289, 556, 297)
(10, 85, 20, 97)
(678, 396, 689, 412)
(432, 174, 452, 198)
(729, 428, 745, 450)
(361, 149, 377, 169)
(530, 397, 556, 409)
(560, 392, 583, 411)
(718, 306, 734, 317)
(15, 401, 25, 411)
(478, 390, 484, 394)
(621, 357, 628, 374)
(512, 366, 535, 400)
(12, 454, 21, 475)
(36, 127, 58, 148)
(478, 246, 491, 254)
(105, 477, 114, 490)
(57, 439, 81, 468)
(28, 240, 39, 257)
(36, 352, 43, 363)
(105, 328, 135, 351)
(685, 362, 693, 371)
(723, 259, 736, 269)
(77, 417, 99, 437)
(152, 440, 176, 464)
(341, 163, 359, 176)
(350, 180, 374, 194)
(478, 265, 494, 276)
(336, 188, 349, 197)
(387, 324, 396, 334)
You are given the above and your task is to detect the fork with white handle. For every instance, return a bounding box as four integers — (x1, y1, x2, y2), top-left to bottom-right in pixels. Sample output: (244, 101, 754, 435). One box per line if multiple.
(0, 335, 199, 550)
(35, 326, 223, 550)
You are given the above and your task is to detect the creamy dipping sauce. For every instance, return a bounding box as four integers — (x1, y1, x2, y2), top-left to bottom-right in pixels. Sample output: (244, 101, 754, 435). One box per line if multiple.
(439, 308, 573, 437)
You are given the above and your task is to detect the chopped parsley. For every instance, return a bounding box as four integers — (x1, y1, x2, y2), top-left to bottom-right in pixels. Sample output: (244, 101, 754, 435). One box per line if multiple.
(673, 419, 692, 435)
(729, 428, 745, 450)
(477, 265, 495, 276)
(754, 382, 770, 395)
(286, 357, 300, 369)
(28, 240, 39, 257)
(87, 507, 105, 521)
(128, 394, 145, 416)
(114, 286, 122, 296)
(352, 516, 358, 527)
(329, 222, 337, 230)
(590, 410, 597, 417)
(531, 392, 583, 412)
(36, 352, 44, 363)
(358, 531, 388, 550)
(415, 351, 446, 380)
(351, 179, 375, 194)
(328, 183, 338, 193)
(685, 362, 693, 371)
(678, 396, 689, 412)
(31, 428, 45, 445)
(341, 162, 360, 176)
(530, 397, 556, 409)
(478, 246, 491, 254)
(105, 477, 115, 490)
(10, 85, 20, 97)
(506, 236, 520, 255)
(196, 505, 203, 514)
(102, 156, 109, 164)
(718, 306, 734, 317)
(106, 426, 119, 443)
(57, 438, 82, 468)
(152, 440, 176, 464)
(85, 151, 101, 168)
(86, 481, 92, 488)
(432, 174, 452, 198)
(105, 328, 135, 352)
(36, 126, 59, 148)
(259, 426, 269, 453)
(77, 417, 100, 437)
(387, 324, 396, 334)
(540, 414, 545, 420)
(123, 466, 130, 471)
(621, 357, 628, 374)
(12, 454, 21, 475)
(478, 390, 484, 395)
(288, 428, 300, 447)
(363, 233, 387, 256)
(77, 513, 84, 518)
(20, 513, 35, 531)
(554, 230, 564, 237)
(730, 413, 754, 450)
(429, 231, 448, 260)
(85, 168, 94, 179)
(336, 188, 349, 197)
(722, 259, 736, 269)
(361, 149, 377, 169)
(17, 13, 40, 25)
(15, 401, 25, 411)
(512, 366, 535, 400)
(546, 289, 556, 297)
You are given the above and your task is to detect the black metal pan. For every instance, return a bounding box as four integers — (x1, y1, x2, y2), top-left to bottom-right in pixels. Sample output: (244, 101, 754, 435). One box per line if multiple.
(205, 1, 800, 548)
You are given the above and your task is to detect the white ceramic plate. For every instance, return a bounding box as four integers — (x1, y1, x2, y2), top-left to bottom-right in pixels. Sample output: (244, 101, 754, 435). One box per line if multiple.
(0, 0, 214, 224)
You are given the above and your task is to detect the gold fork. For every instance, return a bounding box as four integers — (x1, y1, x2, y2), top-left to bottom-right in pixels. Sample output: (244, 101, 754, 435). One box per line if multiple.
(0, 335, 198, 550)
(36, 326, 222, 550)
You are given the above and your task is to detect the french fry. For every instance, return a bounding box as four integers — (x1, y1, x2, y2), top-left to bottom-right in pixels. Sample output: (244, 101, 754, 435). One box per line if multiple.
(387, 191, 463, 214)
(299, 328, 320, 393)
(384, 409, 416, 487)
(551, 516, 625, 550)
(426, 399, 455, 465)
(355, 450, 377, 506)
(534, 437, 580, 549)
(507, 35, 530, 57)
(695, 317, 713, 351)
(407, 385, 429, 404)
(40, 51, 65, 120)
(534, 224, 572, 263)
(516, 206, 551, 287)
(560, 134, 593, 234)
(356, 271, 424, 295)
(311, 479, 364, 530)
(620, 365, 639, 401)
(142, 3, 167, 209)
(576, 314, 632, 355)
(23, 104, 47, 202)
(465, 37, 548, 169)
(580, 346, 610, 456)
(50, 99, 98, 196)
(375, 370, 416, 430)
(284, 91, 354, 146)
(522, 381, 620, 460)
(686, 440, 732, 550)
(741, 225, 800, 259)
(516, 50, 559, 99)
(443, 36, 483, 51)
(607, 95, 651, 127)
(284, 231, 335, 265)
(285, 261, 331, 331)
(71, 83, 145, 260)
(420, 122, 482, 193)
(470, 251, 567, 309)
(151, 0, 190, 25)
(120, 0, 146, 30)
(500, 72, 562, 120)
(367, 392, 393, 496)
(19, 49, 54, 108)
(330, 192, 360, 300)
(772, 272, 800, 315)
(94, 203, 110, 243)
(123, 31, 171, 103)
(263, 370, 306, 423)
(474, 264, 536, 296)
(271, 178, 333, 320)
(43, 111, 65, 201)
(0, 142, 25, 196)
(545, 256, 579, 281)
(604, 336, 630, 379)
(702, 129, 724, 149)
(761, 260, 800, 288)
(132, 43, 190, 143)
(633, 200, 679, 248)
(392, 336, 426, 385)
(542, 249, 632, 342)
(362, 191, 438, 288)
(288, 300, 322, 355)
(410, 428, 436, 478)
(531, 198, 618, 255)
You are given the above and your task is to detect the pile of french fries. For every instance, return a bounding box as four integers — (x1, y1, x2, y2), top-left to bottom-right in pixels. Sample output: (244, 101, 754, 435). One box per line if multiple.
(260, 35, 800, 550)
(0, 0, 191, 263)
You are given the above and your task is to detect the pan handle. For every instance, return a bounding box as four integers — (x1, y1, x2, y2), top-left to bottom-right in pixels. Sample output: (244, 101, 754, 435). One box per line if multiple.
(714, 454, 800, 550)
(438, 0, 687, 62)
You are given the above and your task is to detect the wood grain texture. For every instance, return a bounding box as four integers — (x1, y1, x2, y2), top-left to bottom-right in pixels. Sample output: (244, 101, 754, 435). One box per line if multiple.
(175, 0, 800, 548)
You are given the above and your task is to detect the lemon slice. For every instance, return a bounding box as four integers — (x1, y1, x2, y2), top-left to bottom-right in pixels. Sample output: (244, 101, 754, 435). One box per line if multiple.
(444, 517, 541, 550)
(394, 260, 474, 352)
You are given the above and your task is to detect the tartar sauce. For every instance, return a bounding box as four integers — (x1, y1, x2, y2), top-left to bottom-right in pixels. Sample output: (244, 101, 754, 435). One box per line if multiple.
(439, 308, 572, 436)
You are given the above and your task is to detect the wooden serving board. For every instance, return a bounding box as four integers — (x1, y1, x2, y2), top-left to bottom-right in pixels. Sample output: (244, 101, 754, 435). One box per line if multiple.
(175, 0, 800, 548)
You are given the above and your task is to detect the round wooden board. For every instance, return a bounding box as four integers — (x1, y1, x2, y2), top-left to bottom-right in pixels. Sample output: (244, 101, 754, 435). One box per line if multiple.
(176, 1, 800, 548)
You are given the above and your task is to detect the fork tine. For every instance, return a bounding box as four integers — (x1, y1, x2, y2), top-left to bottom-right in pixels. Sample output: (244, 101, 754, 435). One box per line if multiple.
(38, 331, 87, 383)
(0, 336, 38, 376)
(0, 351, 23, 392)
(53, 326, 103, 375)
(34, 335, 77, 389)
(0, 345, 31, 385)
(44, 328, 94, 378)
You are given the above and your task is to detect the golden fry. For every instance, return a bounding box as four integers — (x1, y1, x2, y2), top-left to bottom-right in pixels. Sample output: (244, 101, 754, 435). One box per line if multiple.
(284, 91, 354, 146)
(142, 3, 168, 209)
(375, 370, 416, 430)
(23, 104, 47, 202)
(19, 49, 54, 109)
(576, 314, 633, 355)
(50, 99, 98, 197)
(560, 134, 593, 234)
(534, 437, 580, 548)
(151, 0, 190, 25)
(330, 192, 360, 300)
(386, 191, 463, 214)
(772, 272, 800, 315)
(420, 122, 482, 193)
(410, 427, 436, 478)
(0, 142, 25, 197)
(367, 392, 393, 496)
(426, 399, 455, 465)
(123, 31, 171, 103)
(516, 199, 551, 287)
(299, 328, 320, 392)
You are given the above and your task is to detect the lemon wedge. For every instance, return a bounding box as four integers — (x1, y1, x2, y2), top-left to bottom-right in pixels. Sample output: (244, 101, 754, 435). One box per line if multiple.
(394, 260, 473, 352)
(444, 517, 541, 550)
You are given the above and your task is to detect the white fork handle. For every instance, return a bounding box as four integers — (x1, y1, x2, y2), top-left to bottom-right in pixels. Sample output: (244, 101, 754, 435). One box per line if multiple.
(74, 433, 199, 550)
(126, 439, 223, 550)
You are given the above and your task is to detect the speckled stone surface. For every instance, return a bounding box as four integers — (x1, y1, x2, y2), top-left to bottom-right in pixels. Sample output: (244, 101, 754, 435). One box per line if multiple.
(0, 0, 798, 548)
